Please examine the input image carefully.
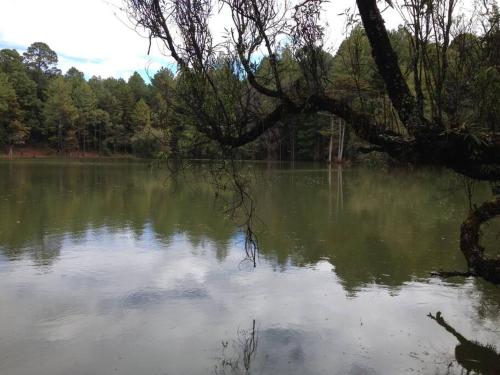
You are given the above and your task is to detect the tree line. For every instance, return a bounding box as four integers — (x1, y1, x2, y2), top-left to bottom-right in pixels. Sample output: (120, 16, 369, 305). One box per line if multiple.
(0, 42, 172, 158)
(1, 2, 499, 163)
(0, 41, 339, 160)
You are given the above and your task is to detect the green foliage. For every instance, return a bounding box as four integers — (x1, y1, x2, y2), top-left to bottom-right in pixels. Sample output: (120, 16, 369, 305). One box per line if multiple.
(131, 99, 151, 130)
(7, 120, 30, 147)
(131, 126, 168, 158)
(473, 67, 500, 131)
(43, 77, 78, 151)
(0, 23, 498, 161)
(0, 49, 25, 74)
(0, 72, 28, 148)
(65, 67, 85, 81)
(0, 72, 16, 115)
(128, 72, 149, 102)
(23, 42, 59, 75)
(0, 49, 40, 134)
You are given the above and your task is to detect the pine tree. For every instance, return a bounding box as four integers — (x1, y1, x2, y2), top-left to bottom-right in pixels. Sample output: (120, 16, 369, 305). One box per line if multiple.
(128, 72, 149, 103)
(44, 77, 78, 152)
(0, 72, 29, 156)
(131, 99, 151, 130)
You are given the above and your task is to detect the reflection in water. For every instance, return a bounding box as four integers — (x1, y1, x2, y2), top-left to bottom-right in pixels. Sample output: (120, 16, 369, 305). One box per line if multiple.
(2, 160, 498, 290)
(0, 161, 499, 375)
(428, 312, 500, 375)
(215, 320, 258, 375)
(337, 165, 344, 216)
(327, 165, 344, 220)
(214, 321, 314, 375)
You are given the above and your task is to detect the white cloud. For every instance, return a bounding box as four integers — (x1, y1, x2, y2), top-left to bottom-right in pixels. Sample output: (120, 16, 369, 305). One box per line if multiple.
(0, 0, 170, 79)
(0, 0, 405, 80)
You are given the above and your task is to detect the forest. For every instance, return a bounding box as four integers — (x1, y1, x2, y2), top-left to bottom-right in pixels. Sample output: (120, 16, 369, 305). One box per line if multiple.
(0, 0, 499, 283)
(0, 40, 353, 160)
(1, 2, 498, 161)
(1, 1, 500, 373)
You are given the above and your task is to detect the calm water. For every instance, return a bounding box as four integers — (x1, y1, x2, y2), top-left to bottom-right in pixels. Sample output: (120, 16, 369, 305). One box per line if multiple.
(0, 160, 499, 375)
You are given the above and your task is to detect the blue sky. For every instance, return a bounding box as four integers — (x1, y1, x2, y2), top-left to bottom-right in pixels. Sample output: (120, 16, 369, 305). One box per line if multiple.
(0, 0, 175, 80)
(0, 0, 405, 81)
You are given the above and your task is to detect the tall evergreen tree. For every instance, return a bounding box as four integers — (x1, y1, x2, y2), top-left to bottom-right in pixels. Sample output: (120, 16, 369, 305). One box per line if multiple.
(23, 42, 61, 101)
(128, 72, 149, 103)
(0, 49, 41, 139)
(23, 42, 60, 75)
(130, 98, 151, 130)
(44, 77, 78, 152)
(0, 72, 29, 156)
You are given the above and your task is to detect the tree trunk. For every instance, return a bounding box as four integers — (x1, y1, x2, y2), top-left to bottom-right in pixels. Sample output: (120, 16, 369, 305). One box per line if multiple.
(460, 196, 500, 284)
(337, 119, 345, 163)
(355, 0, 431, 135)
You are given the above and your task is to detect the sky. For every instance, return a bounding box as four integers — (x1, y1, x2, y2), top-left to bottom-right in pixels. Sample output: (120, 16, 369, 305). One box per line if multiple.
(0, 0, 404, 81)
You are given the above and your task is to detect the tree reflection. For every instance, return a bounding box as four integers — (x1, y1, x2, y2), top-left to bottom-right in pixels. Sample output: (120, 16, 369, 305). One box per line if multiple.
(336, 165, 344, 217)
(428, 312, 500, 374)
(0, 161, 236, 265)
(214, 319, 258, 375)
(328, 165, 344, 220)
(0, 162, 496, 290)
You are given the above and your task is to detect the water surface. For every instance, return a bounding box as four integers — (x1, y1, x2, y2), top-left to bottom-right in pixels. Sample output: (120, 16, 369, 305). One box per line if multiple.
(0, 160, 499, 375)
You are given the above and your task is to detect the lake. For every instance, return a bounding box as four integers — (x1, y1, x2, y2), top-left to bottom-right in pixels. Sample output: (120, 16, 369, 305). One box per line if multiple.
(0, 160, 499, 375)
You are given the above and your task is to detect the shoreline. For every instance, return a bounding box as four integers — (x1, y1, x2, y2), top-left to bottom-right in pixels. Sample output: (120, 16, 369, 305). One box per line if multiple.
(0, 148, 137, 160)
